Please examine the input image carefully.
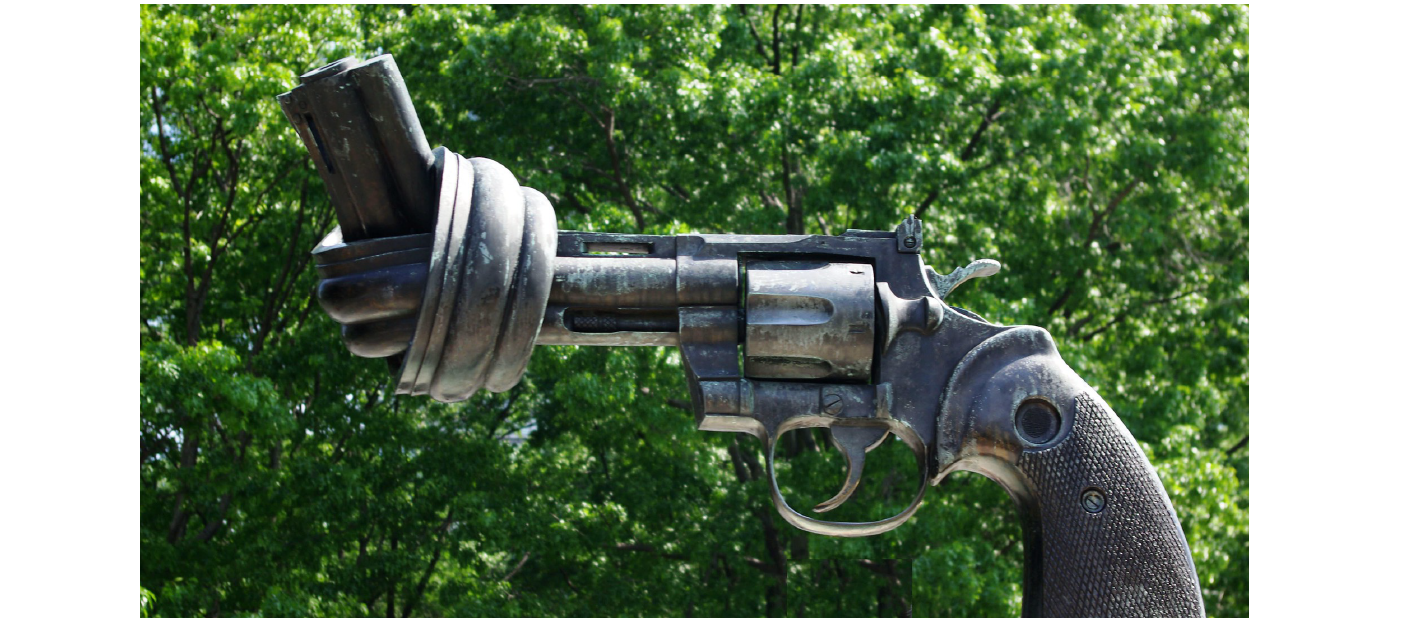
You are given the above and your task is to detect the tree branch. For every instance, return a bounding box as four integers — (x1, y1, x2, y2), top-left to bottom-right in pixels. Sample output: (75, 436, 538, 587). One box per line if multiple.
(917, 99, 1005, 218)
(790, 4, 806, 69)
(1080, 314, 1128, 342)
(600, 107, 647, 231)
(1078, 288, 1196, 342)
(196, 492, 233, 542)
(771, 4, 783, 76)
(739, 5, 773, 68)
(401, 509, 454, 618)
(756, 507, 787, 580)
(1227, 434, 1248, 456)
(553, 83, 608, 130)
(166, 424, 199, 544)
(727, 438, 752, 483)
(780, 144, 803, 234)
(485, 385, 526, 440)
(735, 435, 764, 480)
(555, 190, 593, 214)
(253, 175, 308, 357)
(1047, 176, 1145, 316)
(387, 531, 399, 618)
(149, 85, 211, 212)
(151, 86, 214, 346)
(502, 551, 531, 581)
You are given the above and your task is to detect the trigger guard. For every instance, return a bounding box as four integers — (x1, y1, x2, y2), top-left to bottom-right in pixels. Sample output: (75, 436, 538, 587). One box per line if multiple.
(764, 422, 929, 537)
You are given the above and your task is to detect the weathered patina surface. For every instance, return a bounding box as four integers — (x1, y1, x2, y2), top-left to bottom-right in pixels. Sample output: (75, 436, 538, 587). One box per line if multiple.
(282, 54, 1206, 617)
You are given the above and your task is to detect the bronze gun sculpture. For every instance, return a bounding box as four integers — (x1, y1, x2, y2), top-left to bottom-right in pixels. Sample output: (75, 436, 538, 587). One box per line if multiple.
(279, 55, 1206, 617)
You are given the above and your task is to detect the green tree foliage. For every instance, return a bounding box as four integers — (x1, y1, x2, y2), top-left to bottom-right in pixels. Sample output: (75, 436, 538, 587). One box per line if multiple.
(141, 5, 1247, 617)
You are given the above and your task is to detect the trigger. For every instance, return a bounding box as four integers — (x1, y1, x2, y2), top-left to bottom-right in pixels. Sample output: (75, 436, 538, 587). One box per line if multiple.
(813, 426, 890, 514)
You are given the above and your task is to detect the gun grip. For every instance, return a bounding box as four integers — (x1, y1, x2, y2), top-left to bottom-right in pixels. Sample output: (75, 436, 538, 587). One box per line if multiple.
(940, 326, 1205, 617)
(1016, 392, 1205, 617)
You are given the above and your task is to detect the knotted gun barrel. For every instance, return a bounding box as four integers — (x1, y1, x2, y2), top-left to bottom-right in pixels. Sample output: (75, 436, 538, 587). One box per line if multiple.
(278, 56, 437, 240)
(281, 55, 1207, 617)
(282, 56, 557, 398)
(286, 57, 887, 402)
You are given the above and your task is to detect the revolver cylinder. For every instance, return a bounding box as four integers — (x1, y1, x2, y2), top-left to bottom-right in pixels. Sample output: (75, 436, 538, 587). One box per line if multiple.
(743, 261, 875, 382)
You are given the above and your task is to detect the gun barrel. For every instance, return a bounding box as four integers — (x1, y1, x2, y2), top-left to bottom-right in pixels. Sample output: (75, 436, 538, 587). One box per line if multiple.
(278, 55, 436, 240)
(549, 257, 678, 308)
(537, 254, 684, 346)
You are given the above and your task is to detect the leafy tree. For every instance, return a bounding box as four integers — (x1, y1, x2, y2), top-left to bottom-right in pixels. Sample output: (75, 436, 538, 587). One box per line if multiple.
(141, 5, 1247, 617)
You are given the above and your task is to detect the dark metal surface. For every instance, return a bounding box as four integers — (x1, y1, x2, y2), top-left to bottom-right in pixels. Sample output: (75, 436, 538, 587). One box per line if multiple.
(310, 231, 431, 357)
(390, 152, 557, 400)
(935, 327, 1204, 616)
(522, 225, 993, 536)
(744, 261, 876, 381)
(1016, 399, 1062, 445)
(282, 55, 1206, 616)
(549, 256, 678, 308)
(278, 55, 435, 240)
